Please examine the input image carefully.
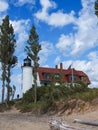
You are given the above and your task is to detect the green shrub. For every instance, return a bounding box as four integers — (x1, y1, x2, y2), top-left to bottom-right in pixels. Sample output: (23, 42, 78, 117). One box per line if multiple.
(19, 101, 51, 113)
(19, 85, 98, 113)
(22, 87, 34, 103)
(0, 101, 15, 112)
(20, 103, 33, 112)
(72, 88, 98, 102)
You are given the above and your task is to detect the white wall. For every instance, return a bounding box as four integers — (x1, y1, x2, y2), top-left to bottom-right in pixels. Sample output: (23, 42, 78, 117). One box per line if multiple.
(22, 66, 32, 94)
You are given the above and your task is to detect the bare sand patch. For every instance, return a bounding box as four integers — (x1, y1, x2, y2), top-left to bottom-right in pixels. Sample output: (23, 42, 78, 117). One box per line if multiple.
(0, 108, 98, 130)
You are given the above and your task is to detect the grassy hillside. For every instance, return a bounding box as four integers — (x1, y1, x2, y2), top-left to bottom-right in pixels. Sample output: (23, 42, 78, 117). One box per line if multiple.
(15, 84, 98, 114)
(1, 83, 98, 114)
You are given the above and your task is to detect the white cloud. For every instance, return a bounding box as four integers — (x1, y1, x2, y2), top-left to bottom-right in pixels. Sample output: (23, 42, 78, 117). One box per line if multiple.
(40, 0, 56, 11)
(11, 73, 22, 97)
(35, 0, 76, 27)
(56, 34, 74, 56)
(62, 57, 98, 88)
(54, 56, 61, 64)
(15, 0, 35, 6)
(55, 0, 98, 57)
(11, 19, 30, 33)
(71, 0, 98, 55)
(34, 0, 56, 25)
(11, 19, 30, 53)
(81, 0, 95, 10)
(88, 51, 98, 60)
(16, 32, 28, 51)
(0, 0, 9, 12)
(11, 73, 21, 87)
(39, 41, 54, 65)
(48, 11, 75, 27)
(35, 0, 98, 57)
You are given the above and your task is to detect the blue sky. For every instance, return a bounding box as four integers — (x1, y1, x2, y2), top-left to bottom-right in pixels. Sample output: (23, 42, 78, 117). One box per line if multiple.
(0, 0, 98, 98)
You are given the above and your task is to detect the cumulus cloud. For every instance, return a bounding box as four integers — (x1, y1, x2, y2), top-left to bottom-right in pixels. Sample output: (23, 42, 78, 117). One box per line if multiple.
(11, 19, 30, 33)
(55, 0, 98, 57)
(15, 0, 35, 6)
(56, 34, 74, 56)
(39, 41, 55, 65)
(88, 51, 98, 60)
(75, 59, 98, 88)
(40, 0, 56, 11)
(35, 0, 98, 57)
(54, 56, 61, 65)
(71, 0, 98, 55)
(35, 0, 76, 27)
(0, 0, 9, 12)
(11, 19, 30, 53)
(62, 56, 98, 88)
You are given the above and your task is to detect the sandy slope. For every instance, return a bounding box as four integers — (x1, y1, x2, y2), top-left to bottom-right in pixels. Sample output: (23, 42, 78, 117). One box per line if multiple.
(0, 108, 98, 130)
(63, 110, 98, 130)
(0, 108, 49, 130)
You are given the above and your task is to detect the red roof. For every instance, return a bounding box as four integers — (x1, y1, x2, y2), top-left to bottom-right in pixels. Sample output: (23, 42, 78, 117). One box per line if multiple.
(37, 67, 91, 84)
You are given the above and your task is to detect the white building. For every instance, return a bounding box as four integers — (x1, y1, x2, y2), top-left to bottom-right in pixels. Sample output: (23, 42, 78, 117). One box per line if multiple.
(22, 57, 33, 94)
(22, 57, 40, 94)
(22, 57, 90, 95)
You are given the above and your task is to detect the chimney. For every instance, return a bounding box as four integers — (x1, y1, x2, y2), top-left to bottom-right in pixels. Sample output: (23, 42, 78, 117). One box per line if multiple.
(55, 65, 58, 69)
(60, 63, 63, 70)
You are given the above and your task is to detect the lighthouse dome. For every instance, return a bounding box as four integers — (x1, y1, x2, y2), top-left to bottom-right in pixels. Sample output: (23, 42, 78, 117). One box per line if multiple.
(23, 56, 31, 66)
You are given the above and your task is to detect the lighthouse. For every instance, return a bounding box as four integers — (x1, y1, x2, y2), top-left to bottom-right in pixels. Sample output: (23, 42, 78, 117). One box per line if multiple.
(22, 56, 33, 94)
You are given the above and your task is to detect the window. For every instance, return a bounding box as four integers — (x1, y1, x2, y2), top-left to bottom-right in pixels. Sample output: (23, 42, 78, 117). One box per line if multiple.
(70, 75, 77, 81)
(43, 73, 50, 79)
(81, 76, 86, 81)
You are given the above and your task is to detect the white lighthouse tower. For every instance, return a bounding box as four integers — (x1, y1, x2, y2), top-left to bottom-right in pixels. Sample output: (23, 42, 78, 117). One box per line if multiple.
(22, 56, 33, 94)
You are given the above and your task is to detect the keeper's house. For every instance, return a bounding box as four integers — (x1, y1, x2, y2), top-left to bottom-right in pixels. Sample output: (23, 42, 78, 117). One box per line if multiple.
(22, 57, 90, 94)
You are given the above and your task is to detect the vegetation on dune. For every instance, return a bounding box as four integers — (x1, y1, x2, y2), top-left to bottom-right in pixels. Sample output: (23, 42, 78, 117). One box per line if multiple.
(0, 101, 15, 112)
(15, 82, 98, 114)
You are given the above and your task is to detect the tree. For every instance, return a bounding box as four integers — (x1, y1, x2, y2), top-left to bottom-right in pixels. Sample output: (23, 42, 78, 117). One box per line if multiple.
(25, 25, 41, 103)
(95, 0, 98, 17)
(0, 15, 17, 103)
(6, 56, 17, 101)
(0, 15, 9, 103)
(10, 85, 16, 101)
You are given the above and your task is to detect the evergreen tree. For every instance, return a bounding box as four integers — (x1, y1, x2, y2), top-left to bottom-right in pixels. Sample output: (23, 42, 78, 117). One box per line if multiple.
(6, 56, 17, 102)
(25, 25, 41, 103)
(95, 0, 98, 17)
(0, 15, 17, 103)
